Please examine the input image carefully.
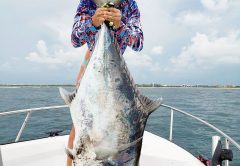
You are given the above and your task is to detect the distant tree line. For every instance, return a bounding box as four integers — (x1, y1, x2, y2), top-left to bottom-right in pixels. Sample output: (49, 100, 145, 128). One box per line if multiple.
(0, 84, 239, 88)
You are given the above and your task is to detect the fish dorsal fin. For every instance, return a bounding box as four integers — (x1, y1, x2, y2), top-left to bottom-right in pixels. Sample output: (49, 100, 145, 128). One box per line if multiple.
(139, 94, 163, 115)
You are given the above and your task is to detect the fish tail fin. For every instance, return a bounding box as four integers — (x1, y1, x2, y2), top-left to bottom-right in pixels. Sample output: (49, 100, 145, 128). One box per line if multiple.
(140, 95, 163, 115)
(65, 147, 74, 160)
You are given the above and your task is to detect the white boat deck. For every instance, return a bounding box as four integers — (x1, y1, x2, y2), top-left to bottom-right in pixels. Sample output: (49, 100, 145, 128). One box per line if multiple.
(0, 131, 203, 166)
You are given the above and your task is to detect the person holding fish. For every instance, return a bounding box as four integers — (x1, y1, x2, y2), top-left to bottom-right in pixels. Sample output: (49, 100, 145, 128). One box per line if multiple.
(60, 0, 144, 165)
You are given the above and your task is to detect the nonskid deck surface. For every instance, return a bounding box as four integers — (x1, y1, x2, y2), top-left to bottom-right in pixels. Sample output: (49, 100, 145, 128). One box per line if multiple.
(0, 131, 203, 166)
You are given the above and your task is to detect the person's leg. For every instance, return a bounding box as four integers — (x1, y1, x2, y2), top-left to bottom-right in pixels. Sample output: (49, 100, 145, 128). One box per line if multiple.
(66, 49, 91, 166)
(66, 126, 75, 166)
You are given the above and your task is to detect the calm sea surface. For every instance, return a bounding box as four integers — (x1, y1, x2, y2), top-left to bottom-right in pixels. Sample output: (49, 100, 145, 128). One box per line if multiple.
(0, 87, 239, 165)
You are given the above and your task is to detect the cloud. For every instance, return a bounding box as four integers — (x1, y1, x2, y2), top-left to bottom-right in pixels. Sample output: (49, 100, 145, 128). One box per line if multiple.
(25, 40, 86, 66)
(25, 16, 87, 69)
(124, 49, 162, 72)
(2, 0, 240, 84)
(176, 11, 220, 26)
(201, 0, 229, 11)
(151, 45, 163, 55)
(170, 31, 240, 70)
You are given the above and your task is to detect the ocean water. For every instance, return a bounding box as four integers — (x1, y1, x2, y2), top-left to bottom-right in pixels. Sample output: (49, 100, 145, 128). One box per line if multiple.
(0, 86, 239, 165)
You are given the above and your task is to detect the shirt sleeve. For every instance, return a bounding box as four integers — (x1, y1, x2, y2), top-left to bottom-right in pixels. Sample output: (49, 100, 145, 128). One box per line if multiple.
(71, 0, 100, 50)
(113, 0, 144, 52)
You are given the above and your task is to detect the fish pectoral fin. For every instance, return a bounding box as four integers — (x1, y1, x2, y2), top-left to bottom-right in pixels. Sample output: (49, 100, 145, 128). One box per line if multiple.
(140, 94, 163, 115)
(59, 87, 70, 94)
(59, 87, 76, 106)
(65, 147, 75, 160)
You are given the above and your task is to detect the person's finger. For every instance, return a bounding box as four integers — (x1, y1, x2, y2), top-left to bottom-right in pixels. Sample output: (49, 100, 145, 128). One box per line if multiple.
(105, 15, 113, 22)
(100, 11, 113, 20)
(105, 13, 121, 21)
(97, 7, 109, 12)
(94, 16, 105, 25)
(110, 12, 121, 17)
(108, 7, 121, 13)
(111, 16, 121, 22)
(96, 10, 106, 16)
(113, 16, 121, 21)
(104, 11, 113, 16)
(98, 17, 105, 22)
(104, 12, 120, 20)
(113, 13, 121, 18)
(98, 8, 109, 15)
(96, 11, 107, 17)
(104, 18, 119, 24)
(95, 8, 108, 16)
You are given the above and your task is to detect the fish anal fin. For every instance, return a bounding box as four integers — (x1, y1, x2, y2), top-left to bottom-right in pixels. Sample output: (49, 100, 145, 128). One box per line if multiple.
(139, 94, 163, 115)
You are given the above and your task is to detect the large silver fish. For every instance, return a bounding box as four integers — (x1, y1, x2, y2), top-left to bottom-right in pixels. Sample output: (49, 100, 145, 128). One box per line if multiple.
(59, 21, 163, 165)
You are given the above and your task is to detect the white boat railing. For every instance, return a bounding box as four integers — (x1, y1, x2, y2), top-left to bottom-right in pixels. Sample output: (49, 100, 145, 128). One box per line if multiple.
(0, 104, 239, 165)
(0, 105, 68, 142)
(160, 104, 240, 151)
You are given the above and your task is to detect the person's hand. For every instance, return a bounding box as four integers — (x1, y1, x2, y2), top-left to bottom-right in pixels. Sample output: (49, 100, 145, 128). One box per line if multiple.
(92, 7, 109, 27)
(104, 7, 122, 29)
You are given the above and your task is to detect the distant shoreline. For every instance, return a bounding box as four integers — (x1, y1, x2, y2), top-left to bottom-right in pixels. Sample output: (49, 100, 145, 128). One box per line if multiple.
(0, 84, 239, 89)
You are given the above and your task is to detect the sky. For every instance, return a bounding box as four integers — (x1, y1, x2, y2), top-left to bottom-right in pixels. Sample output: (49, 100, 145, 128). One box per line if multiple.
(0, 0, 239, 85)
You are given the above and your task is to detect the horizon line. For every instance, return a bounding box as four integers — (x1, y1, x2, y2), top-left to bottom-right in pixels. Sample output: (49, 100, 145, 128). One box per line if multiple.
(0, 83, 239, 87)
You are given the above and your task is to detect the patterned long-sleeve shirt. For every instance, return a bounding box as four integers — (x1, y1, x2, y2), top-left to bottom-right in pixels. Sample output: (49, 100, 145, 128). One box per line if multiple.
(71, 0, 144, 56)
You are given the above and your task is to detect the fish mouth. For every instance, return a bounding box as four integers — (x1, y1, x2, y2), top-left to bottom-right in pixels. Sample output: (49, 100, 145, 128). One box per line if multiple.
(93, 0, 122, 7)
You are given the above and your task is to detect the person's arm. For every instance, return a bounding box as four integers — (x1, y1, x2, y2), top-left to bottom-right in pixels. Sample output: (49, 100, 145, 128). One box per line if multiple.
(75, 49, 91, 88)
(113, 0, 144, 52)
(71, 0, 101, 49)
